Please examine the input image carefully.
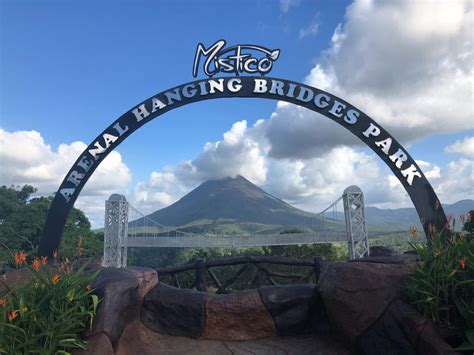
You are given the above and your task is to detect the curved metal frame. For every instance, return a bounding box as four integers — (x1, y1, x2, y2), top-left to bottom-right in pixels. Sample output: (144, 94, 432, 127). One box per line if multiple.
(38, 77, 447, 257)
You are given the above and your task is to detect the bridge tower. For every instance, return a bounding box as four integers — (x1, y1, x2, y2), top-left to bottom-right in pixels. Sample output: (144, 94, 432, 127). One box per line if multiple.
(343, 185, 369, 259)
(103, 194, 129, 267)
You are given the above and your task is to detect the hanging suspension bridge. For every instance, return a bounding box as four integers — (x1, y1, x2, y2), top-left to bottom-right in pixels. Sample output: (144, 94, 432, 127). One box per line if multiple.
(103, 186, 369, 267)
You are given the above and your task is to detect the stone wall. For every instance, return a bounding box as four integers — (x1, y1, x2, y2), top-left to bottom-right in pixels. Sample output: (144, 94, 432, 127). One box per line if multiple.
(2, 256, 458, 354)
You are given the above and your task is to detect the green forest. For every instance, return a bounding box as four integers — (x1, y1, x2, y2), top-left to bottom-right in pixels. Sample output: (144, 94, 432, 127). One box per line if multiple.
(0, 185, 102, 271)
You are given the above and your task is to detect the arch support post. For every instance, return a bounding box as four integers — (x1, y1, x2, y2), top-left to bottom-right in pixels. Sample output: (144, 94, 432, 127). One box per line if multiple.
(343, 186, 369, 259)
(103, 194, 128, 267)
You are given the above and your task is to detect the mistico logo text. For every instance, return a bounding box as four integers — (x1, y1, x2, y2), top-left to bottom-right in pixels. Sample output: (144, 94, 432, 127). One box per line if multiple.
(193, 39, 280, 78)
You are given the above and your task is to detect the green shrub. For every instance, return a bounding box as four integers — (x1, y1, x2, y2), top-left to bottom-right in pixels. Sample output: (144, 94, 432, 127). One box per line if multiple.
(407, 218, 473, 350)
(0, 253, 99, 354)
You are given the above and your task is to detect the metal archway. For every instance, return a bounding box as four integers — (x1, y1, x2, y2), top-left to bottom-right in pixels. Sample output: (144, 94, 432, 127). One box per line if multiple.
(38, 77, 447, 257)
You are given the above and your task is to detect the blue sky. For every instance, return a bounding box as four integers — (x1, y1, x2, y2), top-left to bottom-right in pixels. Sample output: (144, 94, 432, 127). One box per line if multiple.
(1, 0, 473, 227)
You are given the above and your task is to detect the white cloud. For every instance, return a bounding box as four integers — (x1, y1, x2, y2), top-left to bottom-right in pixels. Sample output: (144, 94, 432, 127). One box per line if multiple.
(416, 160, 441, 180)
(0, 128, 131, 227)
(173, 120, 268, 186)
(445, 136, 474, 157)
(280, 0, 300, 13)
(130, 168, 188, 216)
(428, 158, 474, 203)
(264, 146, 385, 211)
(299, 18, 319, 39)
(265, 0, 473, 159)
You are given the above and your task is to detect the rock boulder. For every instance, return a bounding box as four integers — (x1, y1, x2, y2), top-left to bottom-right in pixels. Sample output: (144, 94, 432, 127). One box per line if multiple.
(127, 267, 158, 299)
(317, 261, 412, 342)
(141, 283, 206, 338)
(259, 284, 323, 336)
(201, 289, 276, 340)
(87, 268, 139, 345)
(357, 309, 416, 355)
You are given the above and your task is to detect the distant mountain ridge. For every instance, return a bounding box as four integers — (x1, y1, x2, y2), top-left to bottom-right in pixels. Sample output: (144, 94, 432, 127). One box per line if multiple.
(365, 199, 474, 227)
(136, 175, 473, 230)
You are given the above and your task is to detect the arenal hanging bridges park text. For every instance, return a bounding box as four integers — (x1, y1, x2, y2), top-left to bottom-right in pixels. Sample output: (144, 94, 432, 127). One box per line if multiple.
(58, 40, 421, 205)
(59, 77, 421, 204)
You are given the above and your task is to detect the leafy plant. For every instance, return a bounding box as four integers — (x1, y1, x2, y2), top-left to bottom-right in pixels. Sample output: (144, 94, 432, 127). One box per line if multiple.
(0, 253, 99, 354)
(406, 215, 474, 350)
(454, 329, 474, 351)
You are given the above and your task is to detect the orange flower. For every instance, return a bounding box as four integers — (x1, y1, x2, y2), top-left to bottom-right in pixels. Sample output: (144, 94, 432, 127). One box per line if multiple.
(52, 274, 60, 284)
(41, 256, 47, 265)
(14, 251, 28, 266)
(428, 223, 436, 240)
(409, 226, 417, 236)
(435, 200, 440, 210)
(32, 256, 41, 270)
(0, 298, 7, 307)
(459, 258, 466, 269)
(8, 310, 18, 321)
(53, 249, 58, 260)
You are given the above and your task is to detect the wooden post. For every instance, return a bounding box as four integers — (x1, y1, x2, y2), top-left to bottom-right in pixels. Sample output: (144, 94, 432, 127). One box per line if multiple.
(195, 259, 207, 292)
(171, 273, 181, 288)
(313, 256, 326, 280)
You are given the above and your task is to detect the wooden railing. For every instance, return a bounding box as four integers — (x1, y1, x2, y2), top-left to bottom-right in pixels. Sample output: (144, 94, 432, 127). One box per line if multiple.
(156, 256, 325, 293)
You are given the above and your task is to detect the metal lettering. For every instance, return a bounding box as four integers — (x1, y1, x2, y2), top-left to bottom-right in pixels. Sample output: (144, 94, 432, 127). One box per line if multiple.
(363, 123, 381, 138)
(132, 104, 150, 122)
(401, 164, 422, 186)
(375, 138, 392, 155)
(389, 148, 408, 169)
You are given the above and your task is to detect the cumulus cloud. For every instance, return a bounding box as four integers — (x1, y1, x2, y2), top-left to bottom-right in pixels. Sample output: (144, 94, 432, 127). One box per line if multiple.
(428, 158, 474, 203)
(0, 128, 131, 227)
(131, 168, 188, 216)
(129, 120, 269, 214)
(264, 103, 359, 159)
(445, 136, 474, 157)
(173, 120, 268, 186)
(265, 0, 473, 159)
(263, 146, 385, 211)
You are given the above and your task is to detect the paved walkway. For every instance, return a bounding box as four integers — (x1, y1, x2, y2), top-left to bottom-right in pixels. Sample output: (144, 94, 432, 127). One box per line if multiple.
(117, 320, 354, 355)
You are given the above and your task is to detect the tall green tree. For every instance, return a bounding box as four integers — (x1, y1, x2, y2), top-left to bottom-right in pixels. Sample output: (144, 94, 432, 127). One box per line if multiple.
(0, 185, 102, 268)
